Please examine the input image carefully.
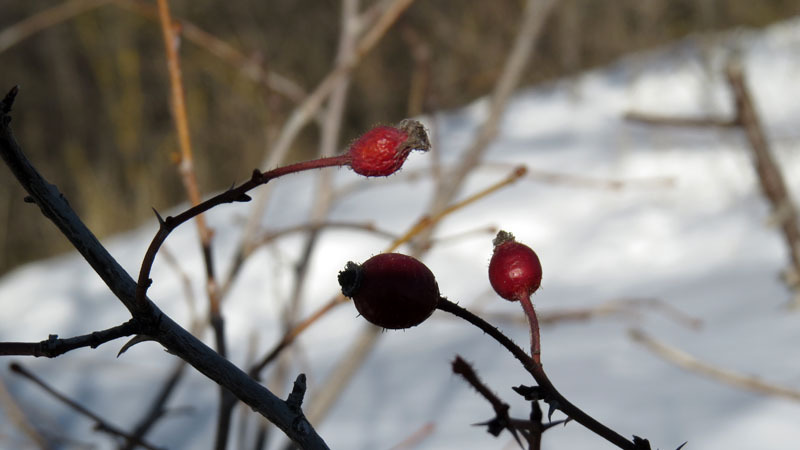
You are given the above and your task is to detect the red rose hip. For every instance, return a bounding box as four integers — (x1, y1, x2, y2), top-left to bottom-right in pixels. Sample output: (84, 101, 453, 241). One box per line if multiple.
(338, 253, 439, 329)
(346, 119, 430, 177)
(488, 231, 542, 301)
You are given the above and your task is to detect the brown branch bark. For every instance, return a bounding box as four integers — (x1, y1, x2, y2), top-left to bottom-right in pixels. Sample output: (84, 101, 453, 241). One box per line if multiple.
(630, 328, 800, 402)
(724, 59, 800, 293)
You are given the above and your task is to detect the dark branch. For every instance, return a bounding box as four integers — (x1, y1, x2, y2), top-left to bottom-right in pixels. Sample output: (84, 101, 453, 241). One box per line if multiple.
(437, 298, 644, 450)
(452, 356, 521, 446)
(9, 362, 164, 450)
(0, 319, 139, 357)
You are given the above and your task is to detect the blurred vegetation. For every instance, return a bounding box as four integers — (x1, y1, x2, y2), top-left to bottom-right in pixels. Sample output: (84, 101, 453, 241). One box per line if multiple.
(0, 0, 798, 275)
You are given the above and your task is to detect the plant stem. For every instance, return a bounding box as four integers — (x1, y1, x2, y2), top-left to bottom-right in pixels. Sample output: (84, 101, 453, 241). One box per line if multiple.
(134, 154, 351, 306)
(518, 294, 540, 365)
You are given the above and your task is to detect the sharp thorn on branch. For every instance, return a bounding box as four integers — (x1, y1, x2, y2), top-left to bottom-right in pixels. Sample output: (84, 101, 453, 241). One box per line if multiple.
(117, 335, 157, 357)
(1, 86, 19, 114)
(152, 207, 166, 226)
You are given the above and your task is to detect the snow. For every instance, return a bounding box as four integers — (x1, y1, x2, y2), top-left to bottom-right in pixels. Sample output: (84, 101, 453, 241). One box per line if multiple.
(3, 17, 800, 450)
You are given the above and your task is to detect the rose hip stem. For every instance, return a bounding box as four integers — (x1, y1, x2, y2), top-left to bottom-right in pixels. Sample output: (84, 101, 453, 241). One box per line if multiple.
(518, 293, 541, 365)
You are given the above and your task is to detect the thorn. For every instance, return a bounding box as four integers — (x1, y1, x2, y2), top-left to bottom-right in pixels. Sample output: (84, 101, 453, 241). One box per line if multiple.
(547, 400, 559, 422)
(513, 384, 541, 401)
(117, 335, 156, 357)
(1, 86, 19, 114)
(152, 207, 165, 226)
(235, 193, 252, 202)
(23, 196, 35, 203)
(675, 442, 688, 450)
(251, 168, 263, 181)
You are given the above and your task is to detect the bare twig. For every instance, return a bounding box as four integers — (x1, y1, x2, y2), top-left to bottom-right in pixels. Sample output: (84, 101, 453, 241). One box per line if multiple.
(724, 59, 800, 302)
(0, 377, 51, 448)
(121, 360, 189, 450)
(113, 0, 307, 103)
(153, 1, 234, 445)
(0, 320, 139, 357)
(0, 0, 112, 54)
(479, 297, 702, 331)
(423, 0, 556, 232)
(624, 111, 737, 129)
(238, 0, 418, 265)
(452, 356, 522, 446)
(630, 328, 800, 402)
(437, 299, 644, 450)
(625, 58, 800, 304)
(388, 422, 435, 450)
(9, 363, 164, 450)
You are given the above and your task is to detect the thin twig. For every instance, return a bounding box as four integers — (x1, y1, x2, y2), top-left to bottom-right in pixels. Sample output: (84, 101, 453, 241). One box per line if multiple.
(437, 299, 643, 450)
(630, 328, 800, 402)
(0, 320, 139, 357)
(9, 363, 164, 450)
(624, 58, 800, 303)
(422, 0, 556, 238)
(624, 111, 737, 129)
(153, 1, 234, 444)
(0, 377, 51, 448)
(479, 297, 702, 331)
(113, 0, 307, 103)
(134, 155, 351, 310)
(387, 422, 435, 450)
(452, 356, 522, 446)
(121, 360, 189, 450)
(237, 0, 418, 270)
(0, 0, 112, 54)
(724, 59, 800, 301)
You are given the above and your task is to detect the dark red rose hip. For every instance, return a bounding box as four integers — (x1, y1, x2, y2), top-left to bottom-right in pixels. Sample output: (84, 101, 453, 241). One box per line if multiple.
(338, 253, 439, 329)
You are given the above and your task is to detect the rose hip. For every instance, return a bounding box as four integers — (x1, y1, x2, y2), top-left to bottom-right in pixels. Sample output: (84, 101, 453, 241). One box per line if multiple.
(338, 253, 439, 329)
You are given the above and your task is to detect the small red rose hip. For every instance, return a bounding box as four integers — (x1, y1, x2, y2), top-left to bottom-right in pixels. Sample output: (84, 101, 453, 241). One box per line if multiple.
(338, 253, 439, 329)
(346, 119, 430, 177)
(488, 231, 542, 301)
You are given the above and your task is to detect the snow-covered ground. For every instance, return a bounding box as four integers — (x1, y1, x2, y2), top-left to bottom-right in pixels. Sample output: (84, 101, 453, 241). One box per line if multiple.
(2, 17, 800, 450)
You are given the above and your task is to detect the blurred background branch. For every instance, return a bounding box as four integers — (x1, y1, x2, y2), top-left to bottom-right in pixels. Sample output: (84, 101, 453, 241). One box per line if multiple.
(1, 0, 799, 276)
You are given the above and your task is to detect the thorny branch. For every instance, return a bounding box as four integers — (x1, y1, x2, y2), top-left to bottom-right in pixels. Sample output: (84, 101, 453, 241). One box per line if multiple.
(0, 319, 139, 358)
(436, 297, 648, 450)
(0, 87, 329, 449)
